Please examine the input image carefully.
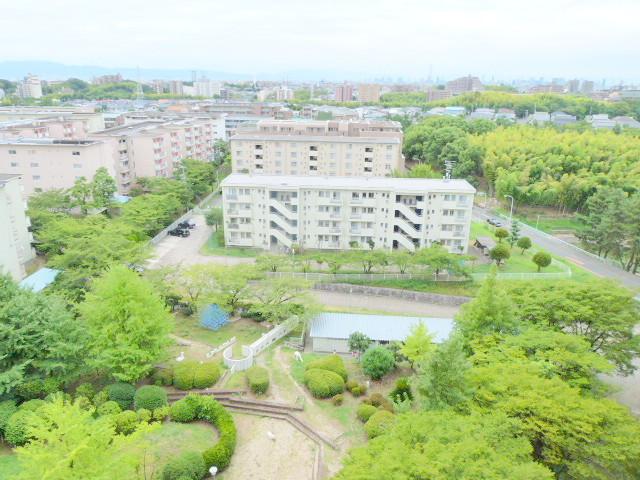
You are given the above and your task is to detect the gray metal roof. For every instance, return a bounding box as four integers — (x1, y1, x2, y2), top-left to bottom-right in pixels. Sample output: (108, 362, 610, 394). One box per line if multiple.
(310, 312, 454, 343)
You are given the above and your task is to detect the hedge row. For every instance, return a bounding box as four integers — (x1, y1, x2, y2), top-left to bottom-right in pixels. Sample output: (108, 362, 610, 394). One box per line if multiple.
(167, 394, 237, 475)
(303, 369, 345, 399)
(305, 355, 348, 381)
(173, 361, 222, 390)
(246, 366, 269, 395)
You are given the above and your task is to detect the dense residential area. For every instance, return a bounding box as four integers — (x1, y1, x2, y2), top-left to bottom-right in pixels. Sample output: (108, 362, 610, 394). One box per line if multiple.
(1, 2, 640, 480)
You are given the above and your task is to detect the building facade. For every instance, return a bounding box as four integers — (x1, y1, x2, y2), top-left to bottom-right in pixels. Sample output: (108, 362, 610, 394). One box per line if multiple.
(334, 84, 353, 102)
(446, 75, 484, 95)
(230, 119, 404, 176)
(0, 174, 36, 280)
(358, 84, 381, 103)
(221, 174, 475, 253)
(17, 75, 43, 99)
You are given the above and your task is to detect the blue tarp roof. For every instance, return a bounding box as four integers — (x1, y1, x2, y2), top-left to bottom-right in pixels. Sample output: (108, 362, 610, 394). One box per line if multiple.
(19, 268, 60, 292)
(310, 312, 454, 343)
(113, 194, 131, 204)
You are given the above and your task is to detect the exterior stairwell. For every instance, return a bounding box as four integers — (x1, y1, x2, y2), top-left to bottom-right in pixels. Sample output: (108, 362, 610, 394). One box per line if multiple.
(269, 198, 297, 220)
(394, 202, 423, 224)
(270, 227, 294, 247)
(270, 213, 298, 235)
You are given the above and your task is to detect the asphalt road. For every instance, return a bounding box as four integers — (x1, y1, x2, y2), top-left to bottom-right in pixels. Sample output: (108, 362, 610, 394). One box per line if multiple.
(473, 206, 640, 291)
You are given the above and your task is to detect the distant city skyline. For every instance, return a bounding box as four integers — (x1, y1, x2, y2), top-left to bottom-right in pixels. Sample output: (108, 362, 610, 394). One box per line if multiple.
(1, 0, 639, 83)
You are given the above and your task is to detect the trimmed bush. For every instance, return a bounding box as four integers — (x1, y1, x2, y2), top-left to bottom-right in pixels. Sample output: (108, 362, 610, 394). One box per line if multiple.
(137, 408, 152, 423)
(345, 380, 358, 392)
(364, 410, 395, 438)
(305, 355, 348, 381)
(356, 404, 378, 423)
(92, 390, 109, 407)
(246, 366, 269, 395)
(97, 400, 122, 416)
(5, 410, 34, 446)
(389, 377, 413, 402)
(75, 383, 96, 401)
(153, 406, 170, 422)
(0, 400, 18, 437)
(192, 362, 221, 389)
(192, 394, 237, 472)
(368, 393, 394, 413)
(74, 396, 93, 411)
(162, 450, 207, 480)
(303, 369, 345, 399)
(134, 385, 168, 411)
(19, 399, 46, 412)
(173, 361, 198, 390)
(152, 367, 174, 386)
(170, 398, 197, 423)
(350, 386, 363, 397)
(361, 346, 395, 380)
(332, 394, 344, 406)
(105, 383, 136, 410)
(114, 410, 139, 434)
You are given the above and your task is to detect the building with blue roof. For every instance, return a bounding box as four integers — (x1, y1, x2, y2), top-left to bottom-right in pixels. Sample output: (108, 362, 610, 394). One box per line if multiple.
(309, 312, 454, 353)
(19, 267, 60, 293)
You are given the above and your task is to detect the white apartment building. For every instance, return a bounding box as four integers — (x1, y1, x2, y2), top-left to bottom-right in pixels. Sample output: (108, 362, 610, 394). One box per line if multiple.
(230, 119, 404, 176)
(0, 174, 35, 280)
(221, 174, 475, 254)
(0, 107, 105, 133)
(17, 75, 43, 99)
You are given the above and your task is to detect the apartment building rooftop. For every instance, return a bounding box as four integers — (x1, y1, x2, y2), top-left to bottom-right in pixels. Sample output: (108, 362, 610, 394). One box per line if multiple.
(0, 138, 99, 146)
(231, 133, 401, 144)
(222, 173, 476, 193)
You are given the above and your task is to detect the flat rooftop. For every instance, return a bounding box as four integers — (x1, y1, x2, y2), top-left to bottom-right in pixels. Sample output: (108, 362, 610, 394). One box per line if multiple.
(231, 133, 400, 144)
(0, 138, 100, 146)
(221, 173, 476, 193)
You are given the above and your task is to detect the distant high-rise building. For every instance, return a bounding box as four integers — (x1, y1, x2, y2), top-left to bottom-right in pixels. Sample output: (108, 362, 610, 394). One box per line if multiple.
(445, 75, 483, 95)
(425, 87, 452, 102)
(581, 80, 595, 94)
(152, 80, 165, 94)
(194, 80, 221, 97)
(334, 84, 353, 102)
(567, 79, 580, 93)
(168, 80, 184, 96)
(274, 86, 294, 101)
(17, 75, 42, 99)
(92, 74, 123, 85)
(358, 84, 381, 102)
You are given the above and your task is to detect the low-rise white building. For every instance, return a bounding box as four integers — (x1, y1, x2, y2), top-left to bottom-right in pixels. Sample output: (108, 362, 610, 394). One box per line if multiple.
(221, 174, 475, 253)
(0, 174, 35, 280)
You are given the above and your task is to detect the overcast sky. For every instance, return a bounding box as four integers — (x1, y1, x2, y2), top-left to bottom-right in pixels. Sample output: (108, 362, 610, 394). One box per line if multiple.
(1, 0, 639, 82)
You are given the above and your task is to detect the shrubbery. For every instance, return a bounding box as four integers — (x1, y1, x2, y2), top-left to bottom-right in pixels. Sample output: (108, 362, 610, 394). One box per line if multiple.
(364, 410, 395, 438)
(162, 450, 207, 480)
(114, 410, 139, 434)
(153, 406, 170, 421)
(151, 367, 174, 386)
(170, 397, 198, 423)
(361, 347, 396, 380)
(246, 366, 269, 395)
(303, 369, 345, 398)
(0, 400, 18, 437)
(332, 394, 344, 406)
(174, 361, 221, 390)
(19, 399, 46, 412)
(134, 385, 168, 411)
(346, 380, 367, 397)
(367, 393, 394, 413)
(136, 408, 152, 423)
(389, 377, 413, 402)
(92, 390, 109, 407)
(356, 404, 378, 423)
(14, 378, 60, 401)
(75, 383, 95, 401)
(97, 400, 122, 416)
(5, 410, 34, 446)
(306, 355, 348, 381)
(105, 383, 136, 410)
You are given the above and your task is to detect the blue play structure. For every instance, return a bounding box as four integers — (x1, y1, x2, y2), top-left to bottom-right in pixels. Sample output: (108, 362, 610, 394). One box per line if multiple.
(200, 304, 230, 331)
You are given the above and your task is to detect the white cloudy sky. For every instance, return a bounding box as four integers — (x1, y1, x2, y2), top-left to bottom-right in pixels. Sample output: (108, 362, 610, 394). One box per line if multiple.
(1, 0, 639, 81)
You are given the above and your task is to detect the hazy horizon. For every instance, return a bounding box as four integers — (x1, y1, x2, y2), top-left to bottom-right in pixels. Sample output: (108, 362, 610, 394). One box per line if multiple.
(1, 0, 639, 83)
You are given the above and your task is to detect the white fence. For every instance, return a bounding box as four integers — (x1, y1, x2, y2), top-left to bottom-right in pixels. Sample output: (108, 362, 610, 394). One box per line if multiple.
(222, 316, 300, 371)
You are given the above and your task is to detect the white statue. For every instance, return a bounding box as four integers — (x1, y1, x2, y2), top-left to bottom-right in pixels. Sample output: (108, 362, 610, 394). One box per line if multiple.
(366, 380, 371, 390)
(209, 466, 218, 478)
(175, 351, 185, 362)
(294, 351, 303, 363)
(267, 431, 276, 441)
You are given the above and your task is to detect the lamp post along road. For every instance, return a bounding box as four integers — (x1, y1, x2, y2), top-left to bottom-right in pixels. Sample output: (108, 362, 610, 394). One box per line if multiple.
(505, 195, 515, 227)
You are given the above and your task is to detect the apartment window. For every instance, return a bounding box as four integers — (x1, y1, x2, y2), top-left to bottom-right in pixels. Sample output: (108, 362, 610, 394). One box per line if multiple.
(385, 154, 392, 160)
(346, 154, 352, 159)
(386, 145, 392, 150)
(275, 151, 282, 157)
(291, 152, 297, 158)
(8, 150, 16, 154)
(72, 151, 80, 156)
(235, 150, 242, 156)
(30, 162, 39, 167)
(385, 164, 391, 170)
(32, 175, 41, 180)
(10, 162, 18, 167)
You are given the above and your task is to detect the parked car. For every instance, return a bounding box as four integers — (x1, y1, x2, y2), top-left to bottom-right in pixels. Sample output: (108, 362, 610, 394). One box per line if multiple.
(178, 219, 196, 229)
(486, 218, 503, 227)
(168, 228, 190, 237)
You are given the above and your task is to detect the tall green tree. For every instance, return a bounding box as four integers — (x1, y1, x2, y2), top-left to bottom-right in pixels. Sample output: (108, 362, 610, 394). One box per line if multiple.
(91, 167, 117, 209)
(399, 322, 434, 367)
(68, 176, 92, 215)
(79, 266, 172, 382)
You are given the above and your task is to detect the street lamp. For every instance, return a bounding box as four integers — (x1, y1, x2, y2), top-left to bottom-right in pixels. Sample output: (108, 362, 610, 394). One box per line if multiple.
(504, 195, 515, 226)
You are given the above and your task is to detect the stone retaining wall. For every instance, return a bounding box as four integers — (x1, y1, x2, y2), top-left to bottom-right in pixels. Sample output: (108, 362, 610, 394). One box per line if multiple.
(314, 283, 471, 306)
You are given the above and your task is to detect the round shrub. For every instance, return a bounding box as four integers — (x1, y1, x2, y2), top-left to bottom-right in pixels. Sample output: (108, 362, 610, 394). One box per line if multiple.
(356, 404, 378, 423)
(303, 369, 345, 399)
(246, 366, 269, 395)
(92, 390, 109, 407)
(345, 380, 358, 392)
(97, 400, 122, 416)
(74, 396, 93, 411)
(75, 383, 95, 401)
(170, 398, 197, 423)
(137, 408, 152, 423)
(361, 346, 396, 380)
(332, 394, 344, 406)
(193, 362, 221, 389)
(368, 393, 394, 413)
(162, 450, 206, 480)
(305, 355, 348, 381)
(350, 385, 363, 397)
(5, 410, 34, 446)
(364, 410, 395, 438)
(173, 361, 197, 390)
(14, 379, 45, 401)
(20, 399, 46, 412)
(0, 400, 18, 437)
(105, 383, 136, 410)
(153, 406, 170, 422)
(114, 410, 139, 435)
(389, 377, 413, 402)
(134, 385, 168, 411)
(152, 367, 174, 386)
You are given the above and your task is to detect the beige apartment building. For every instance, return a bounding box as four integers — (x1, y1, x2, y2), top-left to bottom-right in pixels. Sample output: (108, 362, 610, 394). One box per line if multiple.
(0, 116, 97, 140)
(446, 75, 484, 95)
(221, 174, 475, 253)
(0, 174, 36, 280)
(358, 83, 381, 103)
(0, 106, 105, 133)
(230, 119, 404, 176)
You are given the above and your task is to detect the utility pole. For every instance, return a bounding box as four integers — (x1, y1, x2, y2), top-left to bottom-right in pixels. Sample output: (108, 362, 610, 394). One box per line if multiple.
(505, 195, 515, 226)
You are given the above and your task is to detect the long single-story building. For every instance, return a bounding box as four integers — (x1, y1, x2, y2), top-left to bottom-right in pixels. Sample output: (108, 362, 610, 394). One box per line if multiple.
(309, 312, 454, 353)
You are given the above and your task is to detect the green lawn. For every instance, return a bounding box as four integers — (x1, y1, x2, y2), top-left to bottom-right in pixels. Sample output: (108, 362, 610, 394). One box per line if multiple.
(174, 314, 266, 354)
(342, 279, 478, 297)
(200, 229, 259, 257)
(494, 206, 583, 234)
(224, 370, 247, 390)
(0, 443, 19, 479)
(135, 422, 218, 479)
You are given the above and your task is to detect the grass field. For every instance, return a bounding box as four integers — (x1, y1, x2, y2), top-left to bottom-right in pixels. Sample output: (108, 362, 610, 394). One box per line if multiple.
(201, 229, 259, 257)
(494, 206, 583, 234)
(0, 443, 19, 479)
